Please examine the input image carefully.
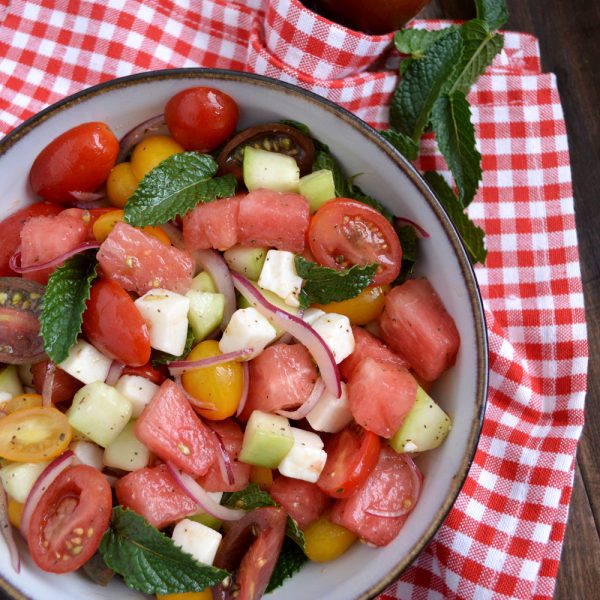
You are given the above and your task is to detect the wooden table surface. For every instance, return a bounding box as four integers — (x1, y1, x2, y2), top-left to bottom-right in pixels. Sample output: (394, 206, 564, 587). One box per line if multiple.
(422, 0, 600, 597)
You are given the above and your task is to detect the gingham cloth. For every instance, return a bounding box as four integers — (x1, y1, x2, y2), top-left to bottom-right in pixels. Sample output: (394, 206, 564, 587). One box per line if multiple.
(0, 1, 588, 599)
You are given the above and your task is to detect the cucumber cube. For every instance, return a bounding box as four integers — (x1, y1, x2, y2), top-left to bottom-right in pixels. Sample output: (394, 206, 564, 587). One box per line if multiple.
(103, 420, 151, 472)
(191, 271, 218, 294)
(243, 146, 300, 193)
(0, 365, 24, 397)
(224, 246, 268, 281)
(0, 461, 49, 503)
(298, 169, 336, 212)
(67, 382, 132, 448)
(239, 410, 294, 468)
(389, 386, 452, 454)
(186, 290, 225, 342)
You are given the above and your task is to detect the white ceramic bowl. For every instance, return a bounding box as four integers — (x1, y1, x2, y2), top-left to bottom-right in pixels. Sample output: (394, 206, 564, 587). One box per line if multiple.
(0, 70, 488, 600)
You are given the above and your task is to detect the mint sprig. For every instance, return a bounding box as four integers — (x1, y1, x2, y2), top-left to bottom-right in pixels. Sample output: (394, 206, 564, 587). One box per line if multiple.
(222, 483, 276, 511)
(475, 0, 509, 30)
(295, 257, 377, 309)
(99, 507, 228, 595)
(39, 252, 97, 364)
(124, 152, 236, 227)
(266, 538, 308, 593)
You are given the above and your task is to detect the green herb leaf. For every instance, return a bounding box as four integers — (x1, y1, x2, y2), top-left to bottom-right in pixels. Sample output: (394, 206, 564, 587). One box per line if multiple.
(393, 224, 418, 285)
(99, 507, 228, 595)
(475, 0, 509, 31)
(394, 27, 457, 58)
(312, 149, 349, 197)
(221, 483, 277, 511)
(295, 256, 377, 309)
(124, 152, 237, 227)
(431, 92, 482, 206)
(39, 252, 97, 364)
(446, 20, 504, 96)
(390, 28, 463, 140)
(380, 129, 420, 161)
(285, 516, 306, 552)
(423, 172, 487, 264)
(280, 119, 311, 137)
(151, 328, 194, 366)
(266, 537, 308, 593)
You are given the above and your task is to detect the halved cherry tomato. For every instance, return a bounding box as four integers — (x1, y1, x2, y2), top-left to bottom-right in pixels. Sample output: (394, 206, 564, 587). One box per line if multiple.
(31, 360, 83, 405)
(0, 406, 72, 462)
(165, 87, 239, 153)
(316, 285, 389, 325)
(0, 202, 63, 276)
(317, 424, 381, 498)
(29, 122, 119, 204)
(308, 199, 402, 286)
(92, 209, 170, 245)
(27, 464, 112, 573)
(122, 362, 168, 385)
(0, 393, 42, 415)
(82, 278, 151, 366)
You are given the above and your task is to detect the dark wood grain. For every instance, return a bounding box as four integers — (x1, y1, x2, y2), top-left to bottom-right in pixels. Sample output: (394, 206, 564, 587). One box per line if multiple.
(422, 1, 600, 598)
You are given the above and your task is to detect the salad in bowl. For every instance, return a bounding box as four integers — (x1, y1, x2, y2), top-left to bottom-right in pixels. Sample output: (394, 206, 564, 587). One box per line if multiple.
(0, 70, 487, 600)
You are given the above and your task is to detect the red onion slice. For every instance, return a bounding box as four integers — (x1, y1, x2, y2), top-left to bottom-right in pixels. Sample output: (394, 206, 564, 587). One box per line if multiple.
(276, 377, 326, 420)
(105, 361, 125, 386)
(118, 114, 167, 163)
(41, 362, 56, 407)
(160, 222, 185, 250)
(168, 348, 253, 376)
(395, 216, 430, 239)
(192, 250, 236, 330)
(173, 375, 217, 412)
(232, 272, 341, 398)
(0, 486, 20, 573)
(9, 241, 101, 274)
(69, 191, 105, 203)
(236, 361, 250, 418)
(166, 462, 245, 522)
(20, 451, 75, 538)
(208, 428, 235, 486)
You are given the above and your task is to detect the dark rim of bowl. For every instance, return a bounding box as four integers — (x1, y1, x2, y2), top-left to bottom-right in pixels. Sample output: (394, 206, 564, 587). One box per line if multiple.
(0, 68, 488, 600)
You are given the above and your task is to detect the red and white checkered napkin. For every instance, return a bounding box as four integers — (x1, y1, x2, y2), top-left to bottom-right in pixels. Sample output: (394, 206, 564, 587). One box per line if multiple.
(0, 0, 588, 598)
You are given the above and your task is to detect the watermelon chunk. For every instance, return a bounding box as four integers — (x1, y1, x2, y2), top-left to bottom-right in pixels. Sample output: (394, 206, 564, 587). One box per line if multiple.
(183, 195, 241, 252)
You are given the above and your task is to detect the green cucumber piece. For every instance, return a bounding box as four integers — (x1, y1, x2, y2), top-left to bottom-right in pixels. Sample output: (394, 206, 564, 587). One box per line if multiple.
(0, 461, 49, 503)
(102, 420, 151, 472)
(298, 169, 336, 212)
(223, 246, 268, 281)
(188, 511, 223, 531)
(243, 146, 300, 192)
(0, 365, 23, 397)
(389, 386, 452, 454)
(239, 410, 294, 468)
(186, 290, 225, 342)
(190, 271, 218, 294)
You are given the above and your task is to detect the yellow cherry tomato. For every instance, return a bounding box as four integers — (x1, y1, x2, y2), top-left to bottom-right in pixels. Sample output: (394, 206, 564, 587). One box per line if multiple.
(143, 224, 172, 246)
(156, 591, 213, 600)
(7, 497, 23, 529)
(107, 161, 138, 208)
(92, 208, 170, 245)
(303, 513, 357, 563)
(315, 285, 389, 326)
(0, 393, 42, 415)
(131, 135, 184, 180)
(250, 465, 273, 490)
(0, 407, 72, 462)
(181, 340, 244, 420)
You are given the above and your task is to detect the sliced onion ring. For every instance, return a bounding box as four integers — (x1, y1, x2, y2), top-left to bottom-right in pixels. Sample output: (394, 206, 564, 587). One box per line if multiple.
(168, 348, 253, 376)
(236, 361, 250, 418)
(41, 362, 56, 407)
(192, 250, 236, 330)
(20, 450, 75, 538)
(105, 361, 125, 386)
(9, 241, 101, 274)
(276, 377, 325, 420)
(160, 222, 185, 250)
(208, 428, 235, 486)
(118, 114, 167, 163)
(0, 486, 20, 573)
(395, 216, 430, 239)
(173, 375, 217, 412)
(69, 191, 104, 203)
(232, 272, 341, 398)
(166, 462, 245, 522)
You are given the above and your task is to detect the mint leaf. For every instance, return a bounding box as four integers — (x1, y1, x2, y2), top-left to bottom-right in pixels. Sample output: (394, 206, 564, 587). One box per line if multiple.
(266, 537, 308, 593)
(124, 152, 237, 227)
(221, 483, 277, 511)
(394, 27, 457, 58)
(295, 257, 377, 309)
(151, 328, 194, 366)
(99, 507, 227, 595)
(394, 224, 418, 284)
(313, 149, 349, 197)
(423, 172, 487, 264)
(447, 20, 504, 96)
(380, 129, 420, 161)
(348, 184, 394, 223)
(475, 0, 509, 31)
(40, 252, 97, 364)
(285, 516, 306, 552)
(390, 28, 463, 140)
(280, 119, 311, 137)
(431, 92, 482, 206)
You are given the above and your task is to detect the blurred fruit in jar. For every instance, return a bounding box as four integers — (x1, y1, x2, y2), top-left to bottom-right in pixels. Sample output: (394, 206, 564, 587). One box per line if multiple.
(302, 0, 430, 35)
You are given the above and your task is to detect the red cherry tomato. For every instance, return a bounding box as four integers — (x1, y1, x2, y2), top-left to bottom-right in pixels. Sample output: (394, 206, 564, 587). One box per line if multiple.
(317, 424, 381, 498)
(31, 359, 83, 404)
(165, 87, 239, 152)
(0, 202, 63, 276)
(27, 464, 112, 573)
(308, 198, 402, 286)
(29, 122, 119, 204)
(122, 362, 168, 385)
(82, 278, 151, 366)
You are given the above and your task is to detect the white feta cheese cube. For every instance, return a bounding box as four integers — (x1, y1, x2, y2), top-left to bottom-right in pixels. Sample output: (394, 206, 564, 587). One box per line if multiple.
(219, 308, 277, 359)
(134, 288, 190, 356)
(278, 427, 327, 483)
(302, 307, 325, 326)
(171, 518, 222, 566)
(70, 440, 104, 471)
(58, 338, 113, 384)
(257, 250, 303, 307)
(306, 382, 353, 433)
(114, 375, 159, 418)
(0, 461, 49, 503)
(310, 313, 355, 364)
